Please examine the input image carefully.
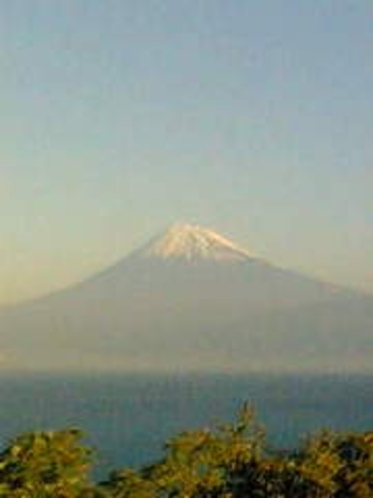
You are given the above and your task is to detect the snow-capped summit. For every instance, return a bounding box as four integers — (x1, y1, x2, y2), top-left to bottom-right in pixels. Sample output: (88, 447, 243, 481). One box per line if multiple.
(137, 223, 253, 262)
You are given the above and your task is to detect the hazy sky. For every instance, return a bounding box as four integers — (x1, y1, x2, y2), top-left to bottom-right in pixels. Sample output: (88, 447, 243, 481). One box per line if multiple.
(1, 1, 372, 304)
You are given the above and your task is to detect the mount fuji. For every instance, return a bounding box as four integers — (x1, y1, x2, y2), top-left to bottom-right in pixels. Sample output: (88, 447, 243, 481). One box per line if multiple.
(0, 223, 371, 372)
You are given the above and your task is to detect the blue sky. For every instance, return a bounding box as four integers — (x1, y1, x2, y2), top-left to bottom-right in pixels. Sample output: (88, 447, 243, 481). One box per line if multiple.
(1, 1, 372, 303)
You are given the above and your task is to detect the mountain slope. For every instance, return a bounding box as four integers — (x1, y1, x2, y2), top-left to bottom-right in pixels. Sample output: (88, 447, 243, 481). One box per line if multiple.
(0, 224, 371, 372)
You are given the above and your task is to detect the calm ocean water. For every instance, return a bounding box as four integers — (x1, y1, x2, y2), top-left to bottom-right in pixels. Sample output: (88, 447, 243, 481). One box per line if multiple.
(0, 372, 372, 478)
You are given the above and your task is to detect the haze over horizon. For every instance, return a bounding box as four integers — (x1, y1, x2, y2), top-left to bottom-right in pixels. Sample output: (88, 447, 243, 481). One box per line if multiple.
(1, 1, 372, 304)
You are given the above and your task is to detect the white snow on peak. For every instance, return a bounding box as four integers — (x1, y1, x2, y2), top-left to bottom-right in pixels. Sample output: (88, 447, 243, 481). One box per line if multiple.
(138, 223, 253, 262)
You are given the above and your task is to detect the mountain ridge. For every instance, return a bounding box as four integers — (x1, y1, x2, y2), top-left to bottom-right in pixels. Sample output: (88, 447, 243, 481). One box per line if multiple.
(131, 223, 254, 262)
(0, 223, 371, 372)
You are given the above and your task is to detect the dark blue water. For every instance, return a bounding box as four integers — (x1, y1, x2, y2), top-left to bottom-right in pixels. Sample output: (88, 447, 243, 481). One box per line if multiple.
(0, 372, 371, 478)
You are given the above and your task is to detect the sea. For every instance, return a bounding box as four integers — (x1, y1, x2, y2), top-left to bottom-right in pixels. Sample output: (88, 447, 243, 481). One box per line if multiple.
(0, 372, 372, 479)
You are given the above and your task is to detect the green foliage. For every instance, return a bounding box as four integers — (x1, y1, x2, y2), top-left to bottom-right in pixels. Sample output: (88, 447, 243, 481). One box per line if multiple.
(0, 428, 93, 497)
(101, 469, 157, 498)
(0, 407, 371, 497)
(146, 404, 264, 497)
(334, 432, 373, 497)
(100, 406, 372, 498)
